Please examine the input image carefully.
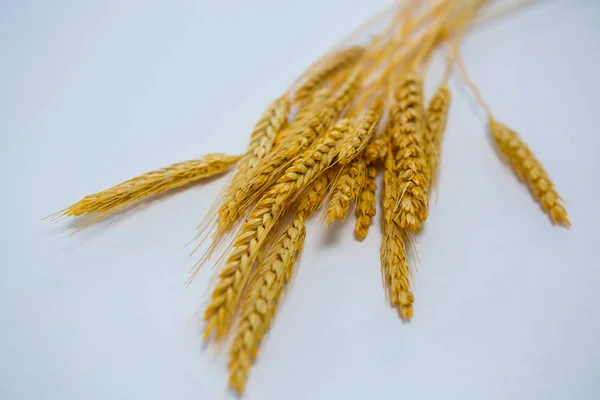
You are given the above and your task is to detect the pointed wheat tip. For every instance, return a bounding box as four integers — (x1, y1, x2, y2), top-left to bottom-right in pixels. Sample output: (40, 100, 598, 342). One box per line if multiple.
(400, 304, 413, 320)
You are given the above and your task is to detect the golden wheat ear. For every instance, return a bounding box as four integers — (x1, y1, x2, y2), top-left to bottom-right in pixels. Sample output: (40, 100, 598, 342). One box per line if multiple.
(54, 153, 239, 225)
(489, 117, 570, 227)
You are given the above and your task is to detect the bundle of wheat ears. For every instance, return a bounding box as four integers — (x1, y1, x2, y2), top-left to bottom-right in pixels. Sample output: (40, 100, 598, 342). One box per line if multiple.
(51, 0, 570, 395)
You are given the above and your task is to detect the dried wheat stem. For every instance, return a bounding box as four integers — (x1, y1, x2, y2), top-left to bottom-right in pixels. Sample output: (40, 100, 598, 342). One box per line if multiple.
(203, 120, 351, 340)
(326, 156, 367, 224)
(294, 46, 365, 103)
(392, 72, 430, 232)
(355, 165, 378, 239)
(62, 154, 240, 220)
(489, 117, 570, 226)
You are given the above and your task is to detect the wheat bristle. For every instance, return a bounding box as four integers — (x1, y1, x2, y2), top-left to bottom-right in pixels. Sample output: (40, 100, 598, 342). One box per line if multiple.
(337, 100, 384, 164)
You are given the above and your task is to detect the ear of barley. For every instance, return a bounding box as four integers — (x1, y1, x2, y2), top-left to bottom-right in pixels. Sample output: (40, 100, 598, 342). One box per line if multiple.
(425, 84, 451, 190)
(355, 165, 378, 239)
(489, 117, 570, 227)
(337, 99, 384, 164)
(365, 135, 389, 163)
(326, 156, 367, 224)
(392, 72, 430, 232)
(61, 154, 240, 221)
(203, 120, 351, 340)
(294, 46, 365, 104)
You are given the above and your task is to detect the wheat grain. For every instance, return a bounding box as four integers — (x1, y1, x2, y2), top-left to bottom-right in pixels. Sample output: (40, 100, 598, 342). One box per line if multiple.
(337, 99, 384, 164)
(425, 84, 451, 190)
(489, 117, 570, 226)
(203, 119, 351, 340)
(365, 135, 389, 163)
(294, 46, 365, 103)
(62, 154, 239, 220)
(326, 156, 367, 223)
(392, 72, 430, 232)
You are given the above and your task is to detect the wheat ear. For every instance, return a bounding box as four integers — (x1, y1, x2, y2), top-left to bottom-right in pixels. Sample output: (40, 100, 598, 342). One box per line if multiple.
(326, 156, 367, 224)
(425, 84, 451, 190)
(392, 72, 430, 232)
(381, 147, 413, 319)
(294, 46, 365, 103)
(355, 165, 378, 239)
(60, 154, 239, 221)
(337, 99, 384, 164)
(203, 120, 351, 340)
(489, 117, 570, 226)
(228, 169, 334, 394)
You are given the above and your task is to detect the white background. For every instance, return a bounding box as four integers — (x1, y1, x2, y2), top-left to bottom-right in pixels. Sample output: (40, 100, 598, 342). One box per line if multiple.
(1, 0, 599, 399)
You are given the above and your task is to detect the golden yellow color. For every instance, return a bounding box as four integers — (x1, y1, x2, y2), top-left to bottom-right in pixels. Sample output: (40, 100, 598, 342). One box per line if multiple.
(392, 72, 430, 232)
(425, 84, 451, 189)
(326, 157, 367, 223)
(228, 217, 306, 395)
(61, 153, 239, 221)
(489, 117, 570, 226)
(337, 99, 384, 164)
(203, 119, 351, 341)
(228, 167, 334, 395)
(355, 165, 378, 239)
(381, 148, 414, 319)
(294, 46, 365, 103)
(365, 135, 389, 163)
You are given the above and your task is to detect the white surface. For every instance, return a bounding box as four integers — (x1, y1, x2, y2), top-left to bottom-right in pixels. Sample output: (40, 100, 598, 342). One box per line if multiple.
(1, 1, 599, 399)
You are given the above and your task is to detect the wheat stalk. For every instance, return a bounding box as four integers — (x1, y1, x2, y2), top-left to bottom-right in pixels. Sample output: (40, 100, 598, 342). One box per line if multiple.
(59, 154, 239, 221)
(203, 119, 351, 340)
(489, 117, 570, 226)
(392, 71, 430, 232)
(355, 165, 378, 239)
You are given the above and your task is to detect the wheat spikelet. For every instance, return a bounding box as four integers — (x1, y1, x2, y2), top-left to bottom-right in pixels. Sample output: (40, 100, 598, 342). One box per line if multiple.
(425, 84, 451, 190)
(355, 165, 378, 239)
(393, 72, 430, 232)
(61, 154, 239, 220)
(294, 46, 365, 103)
(365, 135, 389, 163)
(489, 117, 570, 226)
(337, 99, 384, 164)
(228, 215, 306, 395)
(203, 120, 351, 340)
(326, 156, 367, 223)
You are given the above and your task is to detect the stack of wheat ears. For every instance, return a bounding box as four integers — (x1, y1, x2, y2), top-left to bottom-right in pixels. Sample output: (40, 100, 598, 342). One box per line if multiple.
(51, 0, 570, 395)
